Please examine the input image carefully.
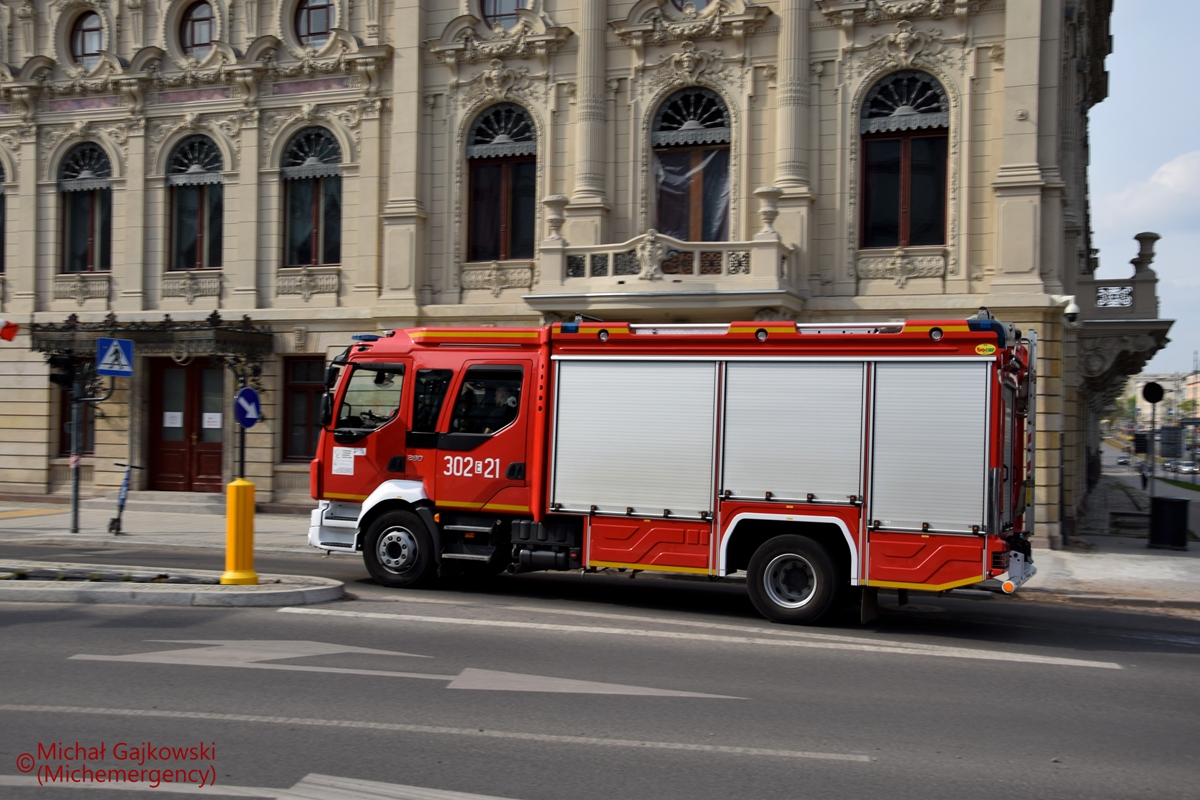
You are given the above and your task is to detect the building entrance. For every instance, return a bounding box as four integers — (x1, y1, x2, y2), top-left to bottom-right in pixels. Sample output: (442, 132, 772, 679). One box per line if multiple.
(148, 359, 225, 492)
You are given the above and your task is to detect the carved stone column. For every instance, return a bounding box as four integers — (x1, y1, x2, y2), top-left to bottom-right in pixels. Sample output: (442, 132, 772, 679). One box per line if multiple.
(380, 0, 425, 309)
(773, 0, 809, 191)
(566, 0, 609, 245)
(771, 0, 813, 292)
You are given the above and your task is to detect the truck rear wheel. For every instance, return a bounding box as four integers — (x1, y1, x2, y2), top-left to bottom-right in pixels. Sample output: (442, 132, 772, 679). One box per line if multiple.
(747, 535, 839, 625)
(363, 510, 436, 589)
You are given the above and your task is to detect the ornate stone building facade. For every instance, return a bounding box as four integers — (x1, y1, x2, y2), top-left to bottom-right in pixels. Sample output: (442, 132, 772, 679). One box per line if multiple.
(0, 0, 1168, 545)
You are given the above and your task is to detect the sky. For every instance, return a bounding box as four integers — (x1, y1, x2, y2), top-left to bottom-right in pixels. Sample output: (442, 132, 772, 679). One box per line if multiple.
(1089, 1, 1200, 374)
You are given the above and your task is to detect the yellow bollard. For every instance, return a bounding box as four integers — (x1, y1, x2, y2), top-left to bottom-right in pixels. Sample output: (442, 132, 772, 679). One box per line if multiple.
(221, 478, 258, 585)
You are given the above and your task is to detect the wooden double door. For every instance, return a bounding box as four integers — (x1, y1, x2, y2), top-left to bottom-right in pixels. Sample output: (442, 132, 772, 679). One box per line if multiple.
(148, 359, 225, 492)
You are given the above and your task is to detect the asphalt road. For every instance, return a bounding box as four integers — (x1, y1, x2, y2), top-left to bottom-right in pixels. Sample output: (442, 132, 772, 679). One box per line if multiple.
(1, 542, 1199, 800)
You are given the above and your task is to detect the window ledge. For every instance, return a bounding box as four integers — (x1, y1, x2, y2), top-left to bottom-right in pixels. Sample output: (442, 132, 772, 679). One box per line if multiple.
(277, 265, 340, 301)
(54, 272, 110, 306)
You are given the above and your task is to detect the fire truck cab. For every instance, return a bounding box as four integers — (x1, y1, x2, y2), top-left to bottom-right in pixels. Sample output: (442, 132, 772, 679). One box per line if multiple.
(309, 310, 1037, 624)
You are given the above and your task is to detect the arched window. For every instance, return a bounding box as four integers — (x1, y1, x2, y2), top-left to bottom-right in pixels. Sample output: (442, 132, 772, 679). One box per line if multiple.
(652, 87, 730, 242)
(671, 0, 712, 9)
(71, 12, 104, 71)
(296, 0, 333, 48)
(482, 0, 524, 30)
(860, 70, 949, 249)
(167, 136, 224, 271)
(59, 144, 112, 274)
(467, 103, 536, 262)
(282, 127, 342, 267)
(181, 2, 215, 60)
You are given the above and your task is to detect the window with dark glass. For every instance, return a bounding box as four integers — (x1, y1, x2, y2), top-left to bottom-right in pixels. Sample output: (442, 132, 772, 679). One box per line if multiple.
(282, 127, 342, 267)
(168, 136, 223, 270)
(482, 0, 523, 29)
(284, 357, 325, 460)
(181, 2, 215, 60)
(448, 367, 523, 435)
(860, 70, 949, 249)
(59, 144, 113, 273)
(412, 369, 453, 433)
(467, 104, 536, 262)
(59, 389, 96, 456)
(652, 87, 730, 242)
(296, 0, 333, 48)
(72, 12, 104, 70)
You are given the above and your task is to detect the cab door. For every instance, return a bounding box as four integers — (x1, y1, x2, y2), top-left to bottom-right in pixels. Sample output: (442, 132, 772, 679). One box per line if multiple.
(319, 360, 410, 503)
(435, 362, 531, 514)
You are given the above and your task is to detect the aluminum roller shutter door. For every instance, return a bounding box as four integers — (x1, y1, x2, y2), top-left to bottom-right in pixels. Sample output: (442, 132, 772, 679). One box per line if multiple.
(552, 361, 717, 517)
(722, 362, 864, 501)
(870, 362, 989, 532)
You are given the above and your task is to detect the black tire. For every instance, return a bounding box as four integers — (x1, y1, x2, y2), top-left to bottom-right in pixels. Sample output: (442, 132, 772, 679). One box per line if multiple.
(363, 509, 437, 589)
(746, 534, 841, 625)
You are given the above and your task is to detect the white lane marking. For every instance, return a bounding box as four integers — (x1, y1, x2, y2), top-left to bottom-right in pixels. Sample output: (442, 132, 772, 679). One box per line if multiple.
(0, 706, 870, 763)
(280, 608, 1122, 670)
(0, 772, 523, 798)
(381, 595, 967, 649)
(443, 668, 733, 696)
(0, 773, 277, 795)
(69, 641, 736, 698)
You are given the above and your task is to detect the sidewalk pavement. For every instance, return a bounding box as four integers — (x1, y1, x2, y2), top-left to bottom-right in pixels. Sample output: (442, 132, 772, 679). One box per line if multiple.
(1, 493, 1198, 610)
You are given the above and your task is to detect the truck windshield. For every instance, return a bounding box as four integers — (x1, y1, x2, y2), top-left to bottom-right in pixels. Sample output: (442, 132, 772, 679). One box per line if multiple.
(336, 365, 404, 431)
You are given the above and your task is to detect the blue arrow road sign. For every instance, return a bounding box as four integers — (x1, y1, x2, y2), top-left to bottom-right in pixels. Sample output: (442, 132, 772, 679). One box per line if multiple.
(235, 387, 262, 429)
(95, 338, 134, 377)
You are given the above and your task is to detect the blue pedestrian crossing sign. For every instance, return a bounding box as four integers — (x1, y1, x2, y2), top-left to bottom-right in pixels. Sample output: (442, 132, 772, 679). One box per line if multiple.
(235, 387, 262, 428)
(96, 338, 134, 377)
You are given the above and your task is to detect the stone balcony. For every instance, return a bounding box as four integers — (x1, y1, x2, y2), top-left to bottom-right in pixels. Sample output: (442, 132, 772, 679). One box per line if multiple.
(523, 189, 804, 319)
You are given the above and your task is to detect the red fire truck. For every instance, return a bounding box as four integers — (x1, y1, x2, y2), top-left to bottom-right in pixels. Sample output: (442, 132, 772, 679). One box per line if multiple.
(308, 311, 1037, 624)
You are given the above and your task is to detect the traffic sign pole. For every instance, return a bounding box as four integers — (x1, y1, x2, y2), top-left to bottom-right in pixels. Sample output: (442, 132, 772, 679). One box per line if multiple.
(70, 371, 82, 534)
(224, 384, 262, 585)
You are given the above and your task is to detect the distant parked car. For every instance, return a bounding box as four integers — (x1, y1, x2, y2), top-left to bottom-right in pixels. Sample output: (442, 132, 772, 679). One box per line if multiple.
(1164, 461, 1178, 472)
(1116, 455, 1130, 465)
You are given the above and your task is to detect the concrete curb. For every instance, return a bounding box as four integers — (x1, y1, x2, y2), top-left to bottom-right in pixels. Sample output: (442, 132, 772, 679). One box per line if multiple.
(1020, 587, 1200, 610)
(0, 560, 343, 607)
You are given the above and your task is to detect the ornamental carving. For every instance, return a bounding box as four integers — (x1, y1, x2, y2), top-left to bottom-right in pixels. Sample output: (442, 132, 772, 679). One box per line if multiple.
(843, 21, 968, 78)
(461, 262, 534, 297)
(1096, 286, 1134, 308)
(259, 103, 364, 167)
(612, 0, 770, 47)
(277, 266, 340, 301)
(636, 231, 668, 281)
(854, 249, 946, 287)
(54, 273, 110, 306)
(428, 2, 570, 75)
(641, 41, 737, 96)
(819, 0, 976, 26)
(162, 271, 222, 304)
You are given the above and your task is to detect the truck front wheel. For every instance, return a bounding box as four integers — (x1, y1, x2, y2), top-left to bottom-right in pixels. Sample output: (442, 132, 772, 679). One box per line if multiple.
(363, 510, 436, 589)
(746, 535, 839, 625)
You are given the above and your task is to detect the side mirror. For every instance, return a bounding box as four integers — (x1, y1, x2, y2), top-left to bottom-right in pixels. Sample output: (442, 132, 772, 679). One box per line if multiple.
(319, 392, 333, 428)
(324, 365, 341, 389)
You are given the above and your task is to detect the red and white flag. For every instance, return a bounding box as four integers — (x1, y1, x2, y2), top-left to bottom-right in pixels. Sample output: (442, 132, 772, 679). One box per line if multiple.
(0, 318, 17, 342)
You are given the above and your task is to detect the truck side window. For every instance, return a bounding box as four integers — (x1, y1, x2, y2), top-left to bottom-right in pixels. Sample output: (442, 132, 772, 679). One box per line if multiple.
(412, 369, 453, 432)
(449, 367, 523, 435)
(336, 366, 404, 431)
